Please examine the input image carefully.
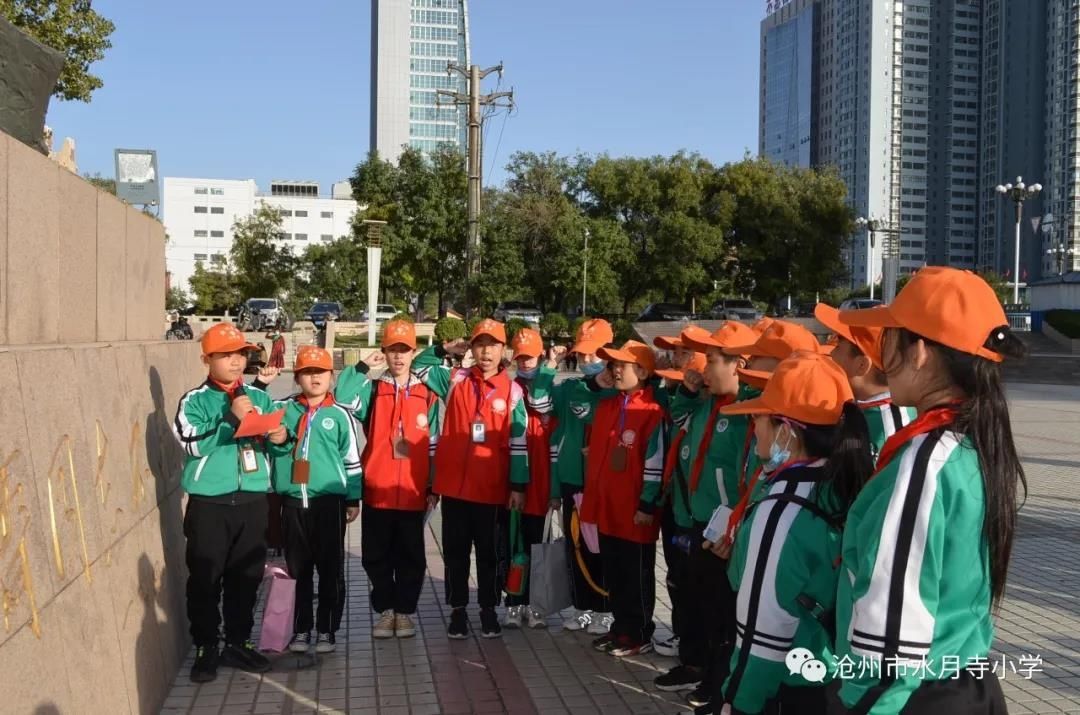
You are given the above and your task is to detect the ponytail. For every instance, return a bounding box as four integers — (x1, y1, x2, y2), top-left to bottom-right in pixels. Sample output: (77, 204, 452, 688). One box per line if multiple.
(801, 402, 874, 517)
(888, 326, 1028, 605)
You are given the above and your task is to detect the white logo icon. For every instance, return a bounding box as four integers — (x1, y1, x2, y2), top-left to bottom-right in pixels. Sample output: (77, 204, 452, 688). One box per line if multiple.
(716, 418, 729, 433)
(416, 414, 429, 429)
(492, 398, 507, 414)
(680, 445, 691, 460)
(621, 429, 636, 446)
(786, 647, 827, 683)
(322, 417, 335, 430)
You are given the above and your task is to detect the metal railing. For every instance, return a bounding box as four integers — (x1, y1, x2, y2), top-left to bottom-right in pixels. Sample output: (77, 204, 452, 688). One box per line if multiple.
(1006, 311, 1031, 332)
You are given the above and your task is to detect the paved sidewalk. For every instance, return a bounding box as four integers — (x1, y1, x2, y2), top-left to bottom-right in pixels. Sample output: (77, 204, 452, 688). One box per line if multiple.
(161, 383, 1080, 714)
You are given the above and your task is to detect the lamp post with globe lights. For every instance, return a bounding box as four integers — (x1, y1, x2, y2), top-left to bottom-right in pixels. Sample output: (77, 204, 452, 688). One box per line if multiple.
(996, 177, 1042, 304)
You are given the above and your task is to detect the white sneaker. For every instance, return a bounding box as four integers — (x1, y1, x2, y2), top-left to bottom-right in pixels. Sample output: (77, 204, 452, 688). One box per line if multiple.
(315, 633, 336, 653)
(504, 605, 524, 629)
(289, 632, 310, 653)
(562, 609, 593, 631)
(653, 634, 680, 658)
(587, 613, 614, 635)
(526, 608, 547, 629)
(373, 610, 396, 639)
(394, 613, 416, 638)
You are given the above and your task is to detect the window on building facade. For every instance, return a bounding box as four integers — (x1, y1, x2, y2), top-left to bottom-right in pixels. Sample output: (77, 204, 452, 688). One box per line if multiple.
(194, 206, 207, 213)
(295, 233, 308, 241)
(211, 230, 224, 238)
(194, 230, 208, 237)
(210, 188, 224, 196)
(321, 211, 333, 219)
(210, 207, 224, 214)
(194, 187, 208, 195)
(280, 209, 293, 217)
(194, 253, 208, 262)
(320, 234, 333, 241)
(295, 210, 308, 217)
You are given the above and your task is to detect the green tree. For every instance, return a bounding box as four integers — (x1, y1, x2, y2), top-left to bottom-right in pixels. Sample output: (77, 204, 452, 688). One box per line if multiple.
(539, 312, 569, 340)
(83, 171, 115, 194)
(297, 236, 368, 317)
(582, 153, 729, 314)
(2, 0, 115, 102)
(229, 204, 295, 300)
(188, 262, 241, 314)
(166, 286, 188, 311)
(434, 316, 466, 343)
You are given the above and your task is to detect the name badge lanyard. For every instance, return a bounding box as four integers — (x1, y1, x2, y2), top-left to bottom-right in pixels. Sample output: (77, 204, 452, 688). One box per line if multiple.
(472, 378, 498, 443)
(298, 404, 320, 508)
(393, 379, 412, 457)
(610, 393, 631, 472)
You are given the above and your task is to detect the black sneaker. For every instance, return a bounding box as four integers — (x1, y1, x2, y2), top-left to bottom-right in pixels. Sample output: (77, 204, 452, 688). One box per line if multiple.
(448, 607, 470, 639)
(685, 682, 711, 708)
(221, 641, 272, 673)
(591, 633, 617, 653)
(479, 607, 502, 639)
(190, 645, 219, 683)
(655, 665, 702, 692)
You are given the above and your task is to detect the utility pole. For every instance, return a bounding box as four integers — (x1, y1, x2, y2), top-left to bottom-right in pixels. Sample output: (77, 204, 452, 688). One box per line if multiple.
(438, 63, 514, 317)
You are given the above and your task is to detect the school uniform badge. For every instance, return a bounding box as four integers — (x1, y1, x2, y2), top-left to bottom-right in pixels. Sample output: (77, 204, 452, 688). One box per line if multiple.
(680, 444, 690, 460)
(416, 413, 429, 429)
(322, 417, 335, 430)
(492, 398, 507, 414)
(621, 429, 636, 445)
(715, 418, 729, 434)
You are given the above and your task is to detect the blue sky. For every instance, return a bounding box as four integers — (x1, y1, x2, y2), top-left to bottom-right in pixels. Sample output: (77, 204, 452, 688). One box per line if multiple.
(46, 0, 763, 193)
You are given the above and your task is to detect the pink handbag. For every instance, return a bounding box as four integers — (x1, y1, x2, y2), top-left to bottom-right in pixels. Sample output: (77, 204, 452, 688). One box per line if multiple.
(258, 565, 296, 653)
(573, 492, 600, 555)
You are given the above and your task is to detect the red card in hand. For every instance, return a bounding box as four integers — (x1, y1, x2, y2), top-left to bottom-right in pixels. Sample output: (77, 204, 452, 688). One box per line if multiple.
(234, 409, 285, 438)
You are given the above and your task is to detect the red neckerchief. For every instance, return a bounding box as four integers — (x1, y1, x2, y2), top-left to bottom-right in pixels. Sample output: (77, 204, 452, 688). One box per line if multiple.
(662, 427, 688, 492)
(738, 419, 757, 493)
(210, 377, 244, 400)
(688, 394, 736, 493)
(293, 393, 335, 457)
(857, 394, 894, 409)
(874, 404, 959, 474)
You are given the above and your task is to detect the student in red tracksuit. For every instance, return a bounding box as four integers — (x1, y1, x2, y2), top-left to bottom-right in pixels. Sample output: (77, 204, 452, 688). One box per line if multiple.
(582, 340, 666, 658)
(504, 327, 559, 629)
(413, 318, 529, 639)
(335, 319, 440, 641)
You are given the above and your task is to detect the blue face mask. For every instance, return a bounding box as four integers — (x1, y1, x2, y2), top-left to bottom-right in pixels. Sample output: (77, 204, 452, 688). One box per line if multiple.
(517, 366, 538, 380)
(580, 360, 606, 377)
(764, 427, 793, 473)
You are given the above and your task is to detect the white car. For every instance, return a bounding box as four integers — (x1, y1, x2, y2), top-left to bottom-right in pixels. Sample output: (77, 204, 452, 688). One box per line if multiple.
(360, 304, 399, 323)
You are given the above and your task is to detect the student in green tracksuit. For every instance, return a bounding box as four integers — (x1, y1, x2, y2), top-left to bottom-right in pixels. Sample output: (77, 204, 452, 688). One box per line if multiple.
(548, 319, 618, 634)
(270, 346, 362, 655)
(717, 352, 873, 714)
(656, 322, 759, 711)
(835, 267, 1025, 714)
(816, 304, 917, 461)
(173, 323, 287, 683)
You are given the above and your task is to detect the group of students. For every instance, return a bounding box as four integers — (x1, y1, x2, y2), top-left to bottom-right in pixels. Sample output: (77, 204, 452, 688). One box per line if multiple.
(174, 266, 1024, 715)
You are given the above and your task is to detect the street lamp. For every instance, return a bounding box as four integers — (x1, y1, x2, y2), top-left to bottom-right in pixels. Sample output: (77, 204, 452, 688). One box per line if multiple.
(581, 227, 590, 316)
(995, 176, 1042, 304)
(854, 217, 880, 300)
(1044, 212, 1074, 276)
(361, 219, 387, 347)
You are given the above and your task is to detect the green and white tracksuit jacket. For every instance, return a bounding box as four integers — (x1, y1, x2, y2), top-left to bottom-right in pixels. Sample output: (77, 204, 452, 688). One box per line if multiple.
(270, 395, 363, 505)
(858, 393, 917, 463)
(723, 461, 842, 713)
(173, 380, 277, 497)
(835, 429, 994, 713)
(670, 384, 755, 525)
(549, 375, 616, 498)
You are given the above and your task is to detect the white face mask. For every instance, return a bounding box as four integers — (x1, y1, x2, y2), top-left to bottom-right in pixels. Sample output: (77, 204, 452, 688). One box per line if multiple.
(764, 424, 794, 472)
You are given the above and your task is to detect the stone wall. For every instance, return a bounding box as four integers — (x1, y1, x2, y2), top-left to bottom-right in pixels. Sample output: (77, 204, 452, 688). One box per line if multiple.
(0, 132, 194, 714)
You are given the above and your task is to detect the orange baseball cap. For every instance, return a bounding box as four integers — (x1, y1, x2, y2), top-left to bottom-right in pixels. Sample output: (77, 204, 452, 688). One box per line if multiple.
(512, 327, 543, 359)
(653, 334, 683, 350)
(294, 346, 333, 372)
(201, 323, 258, 356)
(655, 350, 705, 382)
(572, 318, 614, 355)
(598, 340, 656, 374)
(751, 316, 775, 335)
(471, 318, 507, 345)
(839, 266, 1008, 363)
(721, 352, 854, 426)
(723, 320, 820, 359)
(736, 366, 772, 390)
(815, 304, 883, 369)
(382, 319, 417, 349)
(681, 321, 759, 352)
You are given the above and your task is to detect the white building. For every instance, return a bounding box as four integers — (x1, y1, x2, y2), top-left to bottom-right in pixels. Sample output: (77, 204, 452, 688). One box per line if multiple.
(163, 177, 358, 295)
(371, 0, 470, 162)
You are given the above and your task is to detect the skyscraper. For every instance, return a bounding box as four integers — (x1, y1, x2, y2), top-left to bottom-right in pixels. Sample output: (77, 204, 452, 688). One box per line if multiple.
(1042, 0, 1080, 276)
(370, 0, 470, 163)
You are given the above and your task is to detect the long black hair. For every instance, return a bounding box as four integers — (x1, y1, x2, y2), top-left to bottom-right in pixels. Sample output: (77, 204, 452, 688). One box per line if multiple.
(884, 326, 1028, 605)
(775, 402, 874, 518)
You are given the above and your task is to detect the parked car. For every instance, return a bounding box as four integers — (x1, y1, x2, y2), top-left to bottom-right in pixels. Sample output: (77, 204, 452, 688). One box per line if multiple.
(636, 303, 694, 323)
(709, 298, 762, 321)
(304, 301, 345, 329)
(238, 298, 289, 331)
(493, 301, 543, 326)
(838, 298, 884, 311)
(360, 304, 399, 323)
